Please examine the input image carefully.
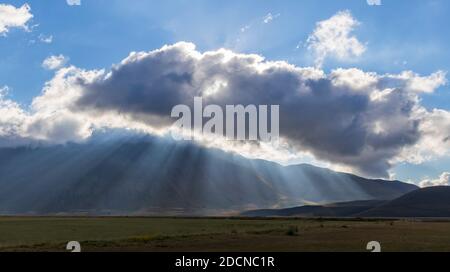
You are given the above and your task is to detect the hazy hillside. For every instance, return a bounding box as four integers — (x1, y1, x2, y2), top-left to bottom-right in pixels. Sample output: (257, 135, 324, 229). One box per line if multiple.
(0, 134, 417, 215)
(241, 200, 386, 217)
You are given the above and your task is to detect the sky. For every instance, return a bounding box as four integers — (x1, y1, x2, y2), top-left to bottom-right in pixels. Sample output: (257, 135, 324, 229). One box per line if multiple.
(0, 0, 449, 186)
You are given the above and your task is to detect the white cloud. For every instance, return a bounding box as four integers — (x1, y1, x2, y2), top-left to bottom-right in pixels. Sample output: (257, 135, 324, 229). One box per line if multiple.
(263, 13, 280, 24)
(397, 108, 450, 165)
(367, 0, 382, 6)
(66, 0, 81, 6)
(307, 10, 366, 67)
(382, 70, 447, 94)
(403, 70, 447, 93)
(0, 86, 28, 144)
(419, 172, 450, 188)
(38, 34, 53, 43)
(0, 3, 33, 35)
(0, 68, 98, 146)
(42, 55, 69, 70)
(0, 43, 448, 178)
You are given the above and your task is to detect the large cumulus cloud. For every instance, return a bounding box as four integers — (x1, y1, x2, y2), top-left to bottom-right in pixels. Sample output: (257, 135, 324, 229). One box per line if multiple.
(0, 42, 448, 177)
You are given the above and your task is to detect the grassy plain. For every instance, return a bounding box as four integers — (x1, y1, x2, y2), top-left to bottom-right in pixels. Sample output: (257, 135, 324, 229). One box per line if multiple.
(1, 217, 450, 252)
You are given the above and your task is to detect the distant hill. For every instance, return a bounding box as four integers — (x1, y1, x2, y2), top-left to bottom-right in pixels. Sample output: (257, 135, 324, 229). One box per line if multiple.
(358, 186, 450, 217)
(243, 187, 450, 218)
(0, 134, 417, 215)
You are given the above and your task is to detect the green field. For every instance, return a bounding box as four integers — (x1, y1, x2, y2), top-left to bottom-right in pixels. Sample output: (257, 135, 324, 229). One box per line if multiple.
(1, 217, 450, 252)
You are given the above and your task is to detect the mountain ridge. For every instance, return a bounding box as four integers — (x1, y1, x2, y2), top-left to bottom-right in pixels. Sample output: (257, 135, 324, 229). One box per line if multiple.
(0, 134, 417, 215)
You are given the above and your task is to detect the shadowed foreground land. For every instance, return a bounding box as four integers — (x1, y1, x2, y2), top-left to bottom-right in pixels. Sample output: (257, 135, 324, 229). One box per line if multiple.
(1, 217, 450, 252)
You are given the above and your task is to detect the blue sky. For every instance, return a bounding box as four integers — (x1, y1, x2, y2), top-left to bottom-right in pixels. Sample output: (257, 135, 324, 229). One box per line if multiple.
(2, 0, 449, 106)
(0, 0, 449, 184)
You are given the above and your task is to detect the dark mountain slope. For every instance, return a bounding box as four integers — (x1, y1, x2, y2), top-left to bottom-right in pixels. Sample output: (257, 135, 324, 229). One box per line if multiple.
(243, 186, 450, 218)
(359, 186, 450, 217)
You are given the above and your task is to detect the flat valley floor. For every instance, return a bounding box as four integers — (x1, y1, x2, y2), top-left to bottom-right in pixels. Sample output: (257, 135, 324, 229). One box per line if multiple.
(1, 217, 450, 252)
